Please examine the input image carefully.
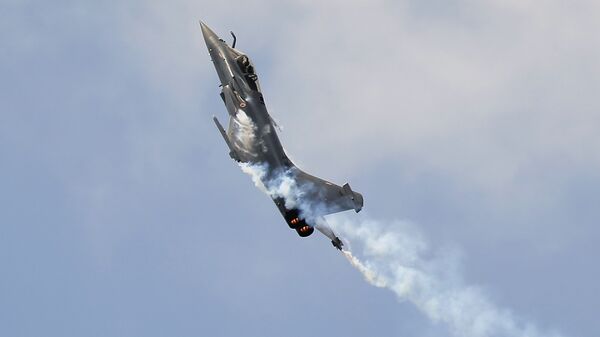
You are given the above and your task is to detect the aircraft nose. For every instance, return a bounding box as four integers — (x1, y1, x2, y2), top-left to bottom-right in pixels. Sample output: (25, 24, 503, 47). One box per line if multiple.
(199, 20, 220, 48)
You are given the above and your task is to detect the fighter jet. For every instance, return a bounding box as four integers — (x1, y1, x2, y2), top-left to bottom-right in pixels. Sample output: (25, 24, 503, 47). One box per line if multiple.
(200, 21, 363, 251)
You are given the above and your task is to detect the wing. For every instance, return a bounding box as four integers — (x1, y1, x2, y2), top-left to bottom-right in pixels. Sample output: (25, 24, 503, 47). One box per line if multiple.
(292, 167, 363, 217)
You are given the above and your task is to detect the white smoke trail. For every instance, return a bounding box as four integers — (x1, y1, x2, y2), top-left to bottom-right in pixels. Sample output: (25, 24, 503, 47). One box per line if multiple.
(342, 249, 387, 288)
(238, 164, 563, 337)
(239, 162, 316, 217)
(239, 163, 301, 208)
(328, 215, 563, 337)
(231, 110, 256, 146)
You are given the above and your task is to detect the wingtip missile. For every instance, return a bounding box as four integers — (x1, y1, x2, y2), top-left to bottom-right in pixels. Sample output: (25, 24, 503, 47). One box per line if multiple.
(332, 237, 344, 251)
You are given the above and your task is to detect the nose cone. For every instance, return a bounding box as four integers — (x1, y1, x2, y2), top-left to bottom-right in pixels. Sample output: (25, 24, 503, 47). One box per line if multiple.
(199, 21, 220, 49)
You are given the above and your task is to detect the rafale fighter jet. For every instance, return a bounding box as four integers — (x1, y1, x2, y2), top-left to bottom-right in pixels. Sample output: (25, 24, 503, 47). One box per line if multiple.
(200, 22, 363, 250)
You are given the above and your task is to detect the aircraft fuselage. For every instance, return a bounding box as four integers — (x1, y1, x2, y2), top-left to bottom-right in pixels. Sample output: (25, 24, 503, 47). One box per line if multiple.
(201, 22, 363, 246)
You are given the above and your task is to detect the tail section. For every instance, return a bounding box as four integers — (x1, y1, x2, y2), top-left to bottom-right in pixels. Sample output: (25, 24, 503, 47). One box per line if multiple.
(342, 183, 364, 213)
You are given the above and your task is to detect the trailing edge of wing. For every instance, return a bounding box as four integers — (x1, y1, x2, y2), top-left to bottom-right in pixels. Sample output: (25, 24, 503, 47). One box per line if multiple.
(294, 168, 364, 216)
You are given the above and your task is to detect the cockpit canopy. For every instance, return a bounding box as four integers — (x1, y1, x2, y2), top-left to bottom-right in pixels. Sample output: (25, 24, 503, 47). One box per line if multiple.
(235, 54, 260, 91)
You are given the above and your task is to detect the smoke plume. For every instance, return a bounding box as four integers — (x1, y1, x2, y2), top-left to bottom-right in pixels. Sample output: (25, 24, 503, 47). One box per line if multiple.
(239, 163, 564, 337)
(329, 216, 563, 337)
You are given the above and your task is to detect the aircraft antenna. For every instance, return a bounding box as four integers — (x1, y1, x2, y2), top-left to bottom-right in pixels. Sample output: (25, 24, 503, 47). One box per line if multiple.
(230, 31, 237, 48)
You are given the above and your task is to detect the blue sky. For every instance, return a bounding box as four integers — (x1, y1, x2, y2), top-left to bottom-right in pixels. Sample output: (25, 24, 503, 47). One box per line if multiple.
(1, 1, 599, 336)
